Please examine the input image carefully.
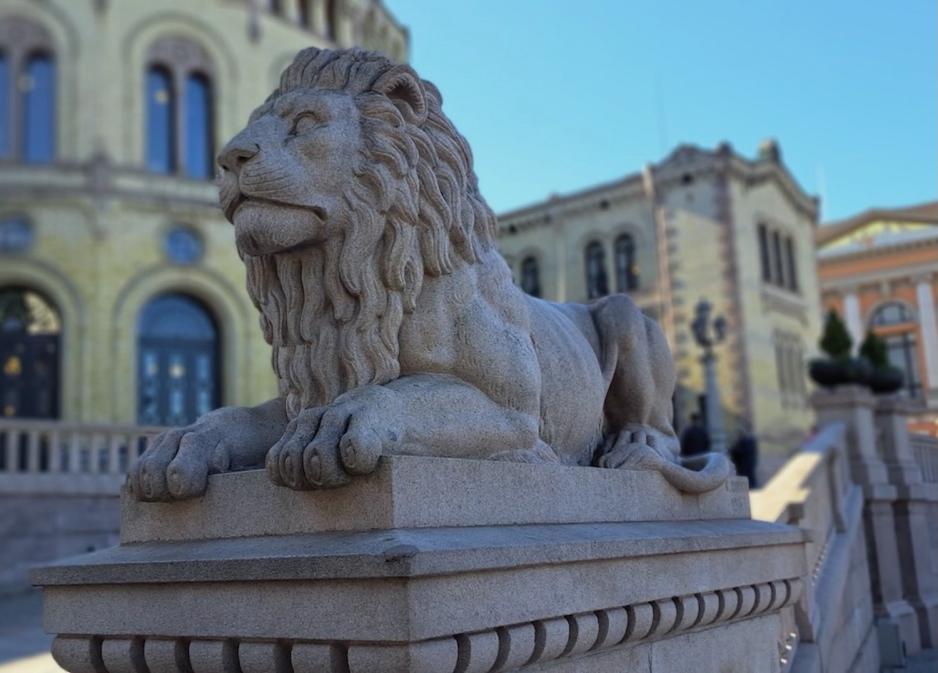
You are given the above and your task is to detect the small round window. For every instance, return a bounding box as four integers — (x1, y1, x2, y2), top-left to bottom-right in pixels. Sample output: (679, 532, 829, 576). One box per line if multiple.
(164, 226, 204, 265)
(0, 216, 33, 253)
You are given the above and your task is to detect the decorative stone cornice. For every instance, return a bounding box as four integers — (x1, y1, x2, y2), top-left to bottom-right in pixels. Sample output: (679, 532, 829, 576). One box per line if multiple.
(50, 577, 803, 673)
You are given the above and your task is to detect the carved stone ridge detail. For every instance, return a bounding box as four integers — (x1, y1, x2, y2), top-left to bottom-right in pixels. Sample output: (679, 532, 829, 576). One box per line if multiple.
(50, 578, 802, 673)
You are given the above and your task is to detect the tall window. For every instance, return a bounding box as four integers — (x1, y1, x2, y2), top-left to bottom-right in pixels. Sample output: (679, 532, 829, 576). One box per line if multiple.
(0, 52, 8, 158)
(520, 256, 540, 298)
(784, 236, 798, 292)
(759, 222, 800, 294)
(0, 18, 57, 163)
(0, 287, 60, 419)
(614, 233, 638, 292)
(298, 0, 311, 28)
(757, 224, 771, 282)
(146, 66, 175, 173)
(326, 0, 339, 40)
(869, 302, 920, 398)
(22, 52, 55, 163)
(145, 38, 215, 179)
(770, 230, 783, 287)
(884, 333, 921, 398)
(184, 73, 213, 179)
(137, 294, 220, 426)
(585, 241, 608, 300)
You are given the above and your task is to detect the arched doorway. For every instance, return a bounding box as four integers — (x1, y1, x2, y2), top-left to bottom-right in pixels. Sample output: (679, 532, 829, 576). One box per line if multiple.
(137, 293, 220, 426)
(0, 287, 61, 418)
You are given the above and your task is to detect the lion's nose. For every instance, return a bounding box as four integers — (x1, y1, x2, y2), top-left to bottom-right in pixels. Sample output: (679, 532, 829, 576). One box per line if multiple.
(218, 141, 259, 175)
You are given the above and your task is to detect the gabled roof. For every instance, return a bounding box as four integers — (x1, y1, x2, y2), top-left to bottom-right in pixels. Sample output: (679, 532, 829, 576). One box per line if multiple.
(816, 200, 938, 246)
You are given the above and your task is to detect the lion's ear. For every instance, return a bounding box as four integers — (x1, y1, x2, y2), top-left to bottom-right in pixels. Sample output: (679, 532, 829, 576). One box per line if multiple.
(374, 66, 428, 124)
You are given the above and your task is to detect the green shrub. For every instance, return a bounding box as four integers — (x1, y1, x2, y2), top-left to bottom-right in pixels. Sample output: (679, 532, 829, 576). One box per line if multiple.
(859, 331, 888, 369)
(819, 309, 852, 360)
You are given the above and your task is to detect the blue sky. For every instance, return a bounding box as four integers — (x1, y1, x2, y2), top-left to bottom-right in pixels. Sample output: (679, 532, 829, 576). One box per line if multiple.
(390, 1, 936, 222)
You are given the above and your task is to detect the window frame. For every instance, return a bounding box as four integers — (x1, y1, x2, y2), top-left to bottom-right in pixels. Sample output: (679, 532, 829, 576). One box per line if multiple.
(584, 240, 609, 300)
(0, 16, 57, 163)
(145, 37, 217, 180)
(614, 232, 639, 292)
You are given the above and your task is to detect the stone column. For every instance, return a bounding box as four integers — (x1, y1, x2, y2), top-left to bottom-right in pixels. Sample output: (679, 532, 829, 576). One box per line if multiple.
(811, 386, 922, 655)
(843, 290, 864, 353)
(875, 396, 938, 648)
(914, 275, 938, 393)
(702, 351, 726, 454)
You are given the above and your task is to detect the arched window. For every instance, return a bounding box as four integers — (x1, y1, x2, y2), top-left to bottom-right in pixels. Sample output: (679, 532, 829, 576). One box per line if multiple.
(0, 287, 60, 419)
(870, 302, 914, 326)
(137, 294, 220, 426)
(0, 17, 56, 162)
(0, 51, 9, 158)
(145, 38, 215, 179)
(184, 73, 213, 179)
(146, 66, 175, 173)
(22, 52, 55, 163)
(585, 241, 608, 300)
(614, 233, 639, 292)
(520, 256, 540, 298)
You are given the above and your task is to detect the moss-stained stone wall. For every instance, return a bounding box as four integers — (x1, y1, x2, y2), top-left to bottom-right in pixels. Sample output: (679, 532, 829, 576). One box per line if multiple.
(0, 0, 408, 423)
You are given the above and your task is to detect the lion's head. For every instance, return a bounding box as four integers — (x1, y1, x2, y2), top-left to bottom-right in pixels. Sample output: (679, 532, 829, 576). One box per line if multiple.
(217, 48, 497, 418)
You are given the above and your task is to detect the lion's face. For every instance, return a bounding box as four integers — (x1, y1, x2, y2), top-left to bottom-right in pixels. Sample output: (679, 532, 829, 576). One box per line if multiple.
(218, 90, 364, 257)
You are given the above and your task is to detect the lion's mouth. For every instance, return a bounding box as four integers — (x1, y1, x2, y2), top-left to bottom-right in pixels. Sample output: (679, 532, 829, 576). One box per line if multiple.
(232, 198, 328, 257)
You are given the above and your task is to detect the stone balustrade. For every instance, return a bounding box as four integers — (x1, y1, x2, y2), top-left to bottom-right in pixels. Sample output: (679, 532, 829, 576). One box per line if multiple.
(0, 419, 163, 594)
(0, 418, 162, 495)
(752, 422, 877, 673)
(753, 386, 938, 673)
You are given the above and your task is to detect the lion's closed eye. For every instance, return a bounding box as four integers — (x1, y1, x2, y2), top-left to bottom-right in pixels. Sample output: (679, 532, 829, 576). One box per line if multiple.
(291, 112, 325, 136)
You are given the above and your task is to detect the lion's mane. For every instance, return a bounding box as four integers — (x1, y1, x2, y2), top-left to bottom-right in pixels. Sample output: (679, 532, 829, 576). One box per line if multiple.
(243, 48, 498, 418)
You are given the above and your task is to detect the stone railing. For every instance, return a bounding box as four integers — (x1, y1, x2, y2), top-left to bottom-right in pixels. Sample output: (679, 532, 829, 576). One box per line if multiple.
(0, 418, 163, 496)
(751, 421, 878, 673)
(911, 432, 938, 483)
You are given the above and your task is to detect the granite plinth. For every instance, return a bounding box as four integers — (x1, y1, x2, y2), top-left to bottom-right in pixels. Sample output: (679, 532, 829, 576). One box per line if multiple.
(36, 457, 804, 673)
(120, 455, 751, 543)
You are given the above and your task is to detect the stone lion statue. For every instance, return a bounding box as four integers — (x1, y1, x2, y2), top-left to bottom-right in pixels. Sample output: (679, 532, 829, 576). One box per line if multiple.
(129, 48, 730, 501)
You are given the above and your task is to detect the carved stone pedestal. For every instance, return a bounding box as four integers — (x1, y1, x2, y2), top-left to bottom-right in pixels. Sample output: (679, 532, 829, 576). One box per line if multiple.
(35, 456, 805, 673)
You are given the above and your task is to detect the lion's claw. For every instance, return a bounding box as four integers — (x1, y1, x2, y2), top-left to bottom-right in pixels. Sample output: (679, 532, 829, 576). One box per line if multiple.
(266, 386, 401, 490)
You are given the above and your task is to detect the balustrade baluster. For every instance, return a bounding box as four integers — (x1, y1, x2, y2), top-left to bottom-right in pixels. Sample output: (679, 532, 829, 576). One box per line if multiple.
(48, 430, 62, 473)
(26, 430, 41, 473)
(69, 431, 82, 474)
(108, 434, 123, 474)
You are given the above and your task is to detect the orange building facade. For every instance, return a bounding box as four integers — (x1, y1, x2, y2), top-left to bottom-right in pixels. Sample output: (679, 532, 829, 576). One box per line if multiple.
(817, 201, 938, 436)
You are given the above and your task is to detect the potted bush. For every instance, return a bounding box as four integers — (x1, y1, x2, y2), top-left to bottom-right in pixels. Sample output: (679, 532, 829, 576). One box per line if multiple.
(859, 331, 904, 394)
(809, 310, 872, 387)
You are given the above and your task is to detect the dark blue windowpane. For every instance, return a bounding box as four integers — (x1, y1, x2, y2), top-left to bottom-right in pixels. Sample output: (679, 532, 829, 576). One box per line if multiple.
(184, 74, 213, 179)
(23, 54, 55, 163)
(0, 54, 9, 158)
(146, 67, 174, 173)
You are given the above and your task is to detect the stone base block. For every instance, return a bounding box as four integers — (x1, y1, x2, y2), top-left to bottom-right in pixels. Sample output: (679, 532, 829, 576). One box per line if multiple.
(35, 456, 806, 673)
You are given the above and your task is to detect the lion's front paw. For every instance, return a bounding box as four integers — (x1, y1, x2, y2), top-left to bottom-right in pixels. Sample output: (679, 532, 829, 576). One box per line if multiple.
(129, 425, 230, 501)
(595, 428, 673, 471)
(266, 386, 403, 490)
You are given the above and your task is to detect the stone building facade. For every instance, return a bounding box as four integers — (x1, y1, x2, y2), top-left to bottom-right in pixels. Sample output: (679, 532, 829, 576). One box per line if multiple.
(498, 141, 823, 474)
(817, 201, 938, 436)
(0, 0, 407, 426)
